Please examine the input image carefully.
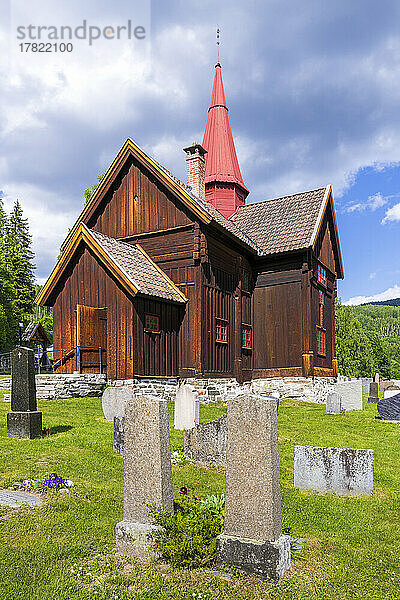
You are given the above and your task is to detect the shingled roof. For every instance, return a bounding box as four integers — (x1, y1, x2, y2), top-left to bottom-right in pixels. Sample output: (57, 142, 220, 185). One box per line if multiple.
(88, 228, 187, 303)
(231, 187, 329, 256)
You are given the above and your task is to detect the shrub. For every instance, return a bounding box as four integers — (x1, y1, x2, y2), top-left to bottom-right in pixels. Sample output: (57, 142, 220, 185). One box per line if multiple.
(148, 487, 224, 568)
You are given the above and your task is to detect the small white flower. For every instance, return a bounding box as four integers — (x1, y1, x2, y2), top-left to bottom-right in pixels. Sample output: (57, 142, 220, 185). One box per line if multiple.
(65, 480, 74, 487)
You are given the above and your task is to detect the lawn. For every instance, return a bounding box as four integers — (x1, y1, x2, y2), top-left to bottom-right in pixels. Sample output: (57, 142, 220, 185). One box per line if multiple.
(0, 394, 398, 600)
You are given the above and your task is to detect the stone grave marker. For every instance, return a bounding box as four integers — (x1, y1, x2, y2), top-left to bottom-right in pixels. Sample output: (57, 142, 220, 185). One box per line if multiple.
(7, 346, 42, 439)
(383, 390, 399, 400)
(377, 394, 400, 421)
(0, 490, 43, 508)
(362, 378, 373, 394)
(374, 373, 380, 383)
(102, 386, 134, 422)
(294, 446, 374, 496)
(184, 414, 227, 464)
(216, 394, 290, 581)
(174, 384, 199, 430)
(334, 381, 363, 410)
(116, 394, 173, 557)
(368, 382, 379, 404)
(325, 392, 342, 415)
(114, 416, 124, 454)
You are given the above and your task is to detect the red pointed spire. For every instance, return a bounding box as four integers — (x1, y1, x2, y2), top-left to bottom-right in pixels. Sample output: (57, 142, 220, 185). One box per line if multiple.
(202, 64, 249, 218)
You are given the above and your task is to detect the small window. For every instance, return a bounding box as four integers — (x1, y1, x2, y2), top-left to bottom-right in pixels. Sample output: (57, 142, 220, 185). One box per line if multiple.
(144, 314, 160, 333)
(242, 325, 252, 350)
(241, 270, 250, 292)
(216, 319, 228, 343)
(317, 328, 326, 356)
(317, 265, 327, 287)
(319, 291, 324, 326)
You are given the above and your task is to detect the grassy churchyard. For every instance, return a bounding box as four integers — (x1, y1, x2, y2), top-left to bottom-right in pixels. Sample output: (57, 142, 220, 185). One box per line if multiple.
(0, 393, 399, 600)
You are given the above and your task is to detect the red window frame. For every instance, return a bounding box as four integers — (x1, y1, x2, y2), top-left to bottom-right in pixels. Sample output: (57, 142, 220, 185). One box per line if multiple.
(144, 314, 160, 333)
(241, 270, 250, 292)
(216, 318, 228, 343)
(319, 291, 324, 326)
(317, 328, 326, 356)
(242, 325, 252, 350)
(317, 265, 327, 287)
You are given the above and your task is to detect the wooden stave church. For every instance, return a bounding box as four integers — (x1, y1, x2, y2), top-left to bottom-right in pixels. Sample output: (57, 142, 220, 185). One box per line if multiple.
(37, 63, 343, 382)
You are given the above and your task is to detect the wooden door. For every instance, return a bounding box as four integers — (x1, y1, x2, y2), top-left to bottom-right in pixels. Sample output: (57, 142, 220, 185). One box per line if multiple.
(76, 305, 107, 373)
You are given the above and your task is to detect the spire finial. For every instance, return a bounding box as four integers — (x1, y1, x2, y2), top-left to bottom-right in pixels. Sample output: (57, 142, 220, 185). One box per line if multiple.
(216, 27, 220, 66)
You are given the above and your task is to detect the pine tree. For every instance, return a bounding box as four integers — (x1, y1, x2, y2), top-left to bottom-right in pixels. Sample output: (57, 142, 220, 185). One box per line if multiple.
(0, 200, 16, 350)
(5, 200, 36, 324)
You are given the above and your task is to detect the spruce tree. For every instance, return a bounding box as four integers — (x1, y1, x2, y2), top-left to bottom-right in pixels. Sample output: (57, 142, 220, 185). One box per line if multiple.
(0, 200, 15, 350)
(5, 200, 36, 325)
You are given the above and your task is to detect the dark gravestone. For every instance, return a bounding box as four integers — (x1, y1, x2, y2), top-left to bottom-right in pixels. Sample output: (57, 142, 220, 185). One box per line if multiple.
(114, 416, 124, 454)
(368, 382, 379, 404)
(377, 394, 400, 421)
(7, 347, 42, 439)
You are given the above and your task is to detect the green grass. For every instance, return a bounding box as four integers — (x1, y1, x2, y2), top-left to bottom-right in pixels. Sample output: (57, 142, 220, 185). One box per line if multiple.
(0, 395, 398, 599)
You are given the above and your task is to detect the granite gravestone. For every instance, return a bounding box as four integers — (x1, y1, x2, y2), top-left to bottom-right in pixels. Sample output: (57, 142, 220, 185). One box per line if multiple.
(7, 347, 42, 439)
(368, 382, 379, 404)
(216, 394, 290, 581)
(294, 446, 374, 496)
(116, 394, 173, 557)
(334, 381, 363, 410)
(377, 394, 400, 422)
(114, 416, 124, 453)
(383, 390, 399, 400)
(325, 392, 342, 415)
(174, 384, 200, 430)
(184, 414, 227, 465)
(102, 386, 133, 422)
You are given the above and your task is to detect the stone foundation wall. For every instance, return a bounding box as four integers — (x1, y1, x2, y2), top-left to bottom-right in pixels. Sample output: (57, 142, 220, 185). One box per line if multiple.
(0, 373, 336, 403)
(0, 373, 107, 399)
(108, 376, 336, 404)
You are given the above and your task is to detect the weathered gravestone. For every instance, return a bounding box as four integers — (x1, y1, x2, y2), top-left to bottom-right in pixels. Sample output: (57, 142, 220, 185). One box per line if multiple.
(114, 416, 124, 454)
(368, 382, 379, 404)
(116, 395, 173, 557)
(383, 390, 399, 400)
(294, 446, 374, 496)
(216, 394, 290, 581)
(174, 384, 199, 430)
(334, 381, 363, 410)
(184, 414, 227, 465)
(0, 490, 43, 508)
(377, 394, 400, 422)
(7, 347, 42, 439)
(362, 378, 373, 394)
(102, 386, 134, 422)
(325, 392, 342, 415)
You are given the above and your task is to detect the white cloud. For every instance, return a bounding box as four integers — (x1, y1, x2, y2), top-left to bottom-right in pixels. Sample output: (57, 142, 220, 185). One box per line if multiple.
(344, 284, 400, 306)
(382, 202, 400, 224)
(369, 272, 377, 280)
(345, 192, 388, 213)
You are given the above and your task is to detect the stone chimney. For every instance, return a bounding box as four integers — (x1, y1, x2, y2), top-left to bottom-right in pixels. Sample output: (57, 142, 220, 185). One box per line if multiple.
(183, 142, 207, 200)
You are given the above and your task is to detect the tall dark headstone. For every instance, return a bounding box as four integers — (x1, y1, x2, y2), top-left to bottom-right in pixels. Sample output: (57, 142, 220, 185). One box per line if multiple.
(7, 347, 42, 439)
(368, 382, 379, 404)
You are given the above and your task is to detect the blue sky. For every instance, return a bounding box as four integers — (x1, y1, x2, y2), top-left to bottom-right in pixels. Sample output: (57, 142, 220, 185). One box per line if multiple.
(1, 0, 400, 304)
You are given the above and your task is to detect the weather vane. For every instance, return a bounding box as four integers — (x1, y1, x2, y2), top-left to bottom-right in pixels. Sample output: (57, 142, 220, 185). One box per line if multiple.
(216, 26, 220, 64)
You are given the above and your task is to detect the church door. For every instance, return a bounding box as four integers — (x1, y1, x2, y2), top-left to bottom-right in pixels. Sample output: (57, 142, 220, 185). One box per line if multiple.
(76, 305, 107, 373)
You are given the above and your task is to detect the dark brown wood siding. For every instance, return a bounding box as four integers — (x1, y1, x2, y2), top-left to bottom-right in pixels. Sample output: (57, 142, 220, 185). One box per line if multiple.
(252, 257, 303, 374)
(87, 157, 193, 238)
(51, 244, 182, 379)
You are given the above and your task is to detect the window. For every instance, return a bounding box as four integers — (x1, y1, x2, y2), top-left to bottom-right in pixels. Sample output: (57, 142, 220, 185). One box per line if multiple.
(144, 314, 160, 333)
(242, 325, 252, 349)
(216, 319, 228, 343)
(317, 328, 326, 356)
(317, 265, 327, 287)
(319, 291, 324, 327)
(241, 270, 250, 292)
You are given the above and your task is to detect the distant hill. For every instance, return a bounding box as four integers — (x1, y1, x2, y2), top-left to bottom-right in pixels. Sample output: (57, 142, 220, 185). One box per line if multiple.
(361, 297, 400, 307)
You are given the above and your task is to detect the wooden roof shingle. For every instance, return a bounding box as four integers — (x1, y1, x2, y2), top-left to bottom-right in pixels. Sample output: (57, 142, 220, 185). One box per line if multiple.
(231, 187, 329, 255)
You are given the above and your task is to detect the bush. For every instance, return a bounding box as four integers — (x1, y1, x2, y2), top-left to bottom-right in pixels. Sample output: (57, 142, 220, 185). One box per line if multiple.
(148, 487, 224, 568)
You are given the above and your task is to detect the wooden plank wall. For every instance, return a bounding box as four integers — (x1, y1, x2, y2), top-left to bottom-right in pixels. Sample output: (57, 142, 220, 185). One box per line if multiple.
(88, 158, 193, 238)
(52, 245, 134, 379)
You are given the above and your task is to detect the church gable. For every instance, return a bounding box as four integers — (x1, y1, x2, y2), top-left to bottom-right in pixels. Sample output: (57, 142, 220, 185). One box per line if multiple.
(312, 190, 344, 279)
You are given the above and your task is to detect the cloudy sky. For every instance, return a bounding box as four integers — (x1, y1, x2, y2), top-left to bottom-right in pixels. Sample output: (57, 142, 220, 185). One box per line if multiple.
(1, 0, 400, 305)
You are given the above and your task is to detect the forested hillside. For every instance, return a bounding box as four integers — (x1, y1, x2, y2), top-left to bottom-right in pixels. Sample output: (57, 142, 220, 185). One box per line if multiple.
(336, 300, 400, 378)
